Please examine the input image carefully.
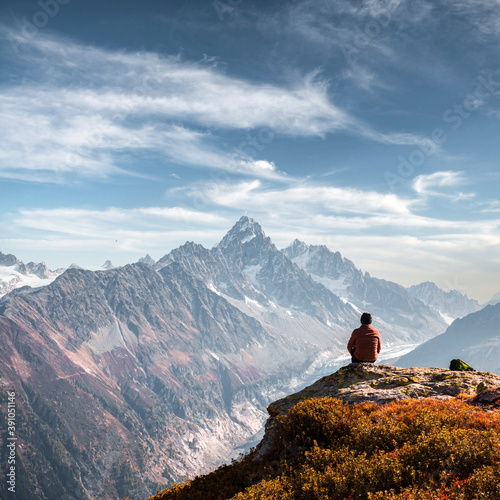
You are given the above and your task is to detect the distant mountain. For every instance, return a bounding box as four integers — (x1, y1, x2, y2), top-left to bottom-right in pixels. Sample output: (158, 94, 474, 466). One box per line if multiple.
(101, 260, 115, 270)
(138, 254, 156, 267)
(0, 251, 60, 297)
(0, 217, 470, 499)
(1, 261, 322, 499)
(396, 302, 500, 374)
(408, 281, 481, 323)
(155, 218, 360, 361)
(282, 239, 448, 348)
(484, 290, 500, 307)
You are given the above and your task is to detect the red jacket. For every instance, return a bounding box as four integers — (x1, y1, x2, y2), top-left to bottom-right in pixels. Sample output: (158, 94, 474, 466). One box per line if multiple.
(347, 324, 381, 362)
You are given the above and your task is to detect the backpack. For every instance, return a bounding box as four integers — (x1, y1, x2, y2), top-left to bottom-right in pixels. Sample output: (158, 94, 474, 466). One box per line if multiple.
(449, 359, 476, 372)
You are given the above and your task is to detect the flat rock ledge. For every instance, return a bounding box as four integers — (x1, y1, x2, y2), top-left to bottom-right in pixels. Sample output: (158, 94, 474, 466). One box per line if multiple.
(268, 363, 500, 416)
(256, 363, 500, 460)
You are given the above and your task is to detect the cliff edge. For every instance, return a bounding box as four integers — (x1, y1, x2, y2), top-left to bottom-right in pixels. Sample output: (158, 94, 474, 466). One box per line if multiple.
(256, 363, 500, 461)
(149, 363, 500, 500)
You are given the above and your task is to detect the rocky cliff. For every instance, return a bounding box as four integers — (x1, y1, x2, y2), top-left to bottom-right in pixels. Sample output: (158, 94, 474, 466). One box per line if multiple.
(151, 363, 500, 500)
(257, 363, 500, 461)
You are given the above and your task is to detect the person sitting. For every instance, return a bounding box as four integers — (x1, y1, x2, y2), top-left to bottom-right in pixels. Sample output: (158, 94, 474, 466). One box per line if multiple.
(347, 312, 381, 363)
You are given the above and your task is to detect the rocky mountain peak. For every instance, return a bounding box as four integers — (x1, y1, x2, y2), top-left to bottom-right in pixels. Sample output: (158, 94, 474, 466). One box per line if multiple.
(26, 261, 52, 279)
(218, 216, 266, 250)
(0, 251, 22, 267)
(138, 254, 156, 266)
(101, 260, 115, 270)
(0, 253, 59, 296)
(284, 239, 309, 259)
(408, 281, 481, 321)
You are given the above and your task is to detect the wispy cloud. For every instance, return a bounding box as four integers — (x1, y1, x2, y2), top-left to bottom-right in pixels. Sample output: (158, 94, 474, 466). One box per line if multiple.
(184, 179, 416, 217)
(412, 171, 475, 201)
(12, 207, 228, 237)
(181, 177, 500, 234)
(0, 24, 436, 184)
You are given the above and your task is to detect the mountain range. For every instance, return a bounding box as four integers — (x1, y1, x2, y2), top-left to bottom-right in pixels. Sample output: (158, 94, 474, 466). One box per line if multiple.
(0, 217, 496, 500)
(0, 251, 61, 296)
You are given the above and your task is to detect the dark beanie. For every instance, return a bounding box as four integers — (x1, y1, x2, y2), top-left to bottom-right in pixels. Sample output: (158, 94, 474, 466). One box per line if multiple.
(360, 312, 372, 325)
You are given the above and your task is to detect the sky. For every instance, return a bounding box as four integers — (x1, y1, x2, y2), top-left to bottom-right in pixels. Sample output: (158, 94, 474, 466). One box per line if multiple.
(0, 0, 499, 302)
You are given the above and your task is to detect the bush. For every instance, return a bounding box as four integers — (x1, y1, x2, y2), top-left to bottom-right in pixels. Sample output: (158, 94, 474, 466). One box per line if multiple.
(149, 397, 500, 500)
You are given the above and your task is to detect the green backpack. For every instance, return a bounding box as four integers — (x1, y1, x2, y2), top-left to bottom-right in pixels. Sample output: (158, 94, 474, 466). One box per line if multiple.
(449, 359, 476, 372)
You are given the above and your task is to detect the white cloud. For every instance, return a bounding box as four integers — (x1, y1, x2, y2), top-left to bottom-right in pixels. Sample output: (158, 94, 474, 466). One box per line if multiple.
(181, 178, 500, 238)
(188, 179, 415, 216)
(0, 25, 435, 183)
(412, 171, 474, 200)
(12, 207, 228, 238)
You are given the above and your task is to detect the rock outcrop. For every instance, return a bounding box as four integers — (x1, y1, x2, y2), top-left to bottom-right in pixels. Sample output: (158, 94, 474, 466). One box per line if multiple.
(257, 363, 500, 460)
(148, 362, 500, 500)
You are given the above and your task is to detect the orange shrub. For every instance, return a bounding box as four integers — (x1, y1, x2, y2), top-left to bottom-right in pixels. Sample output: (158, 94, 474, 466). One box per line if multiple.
(149, 397, 500, 500)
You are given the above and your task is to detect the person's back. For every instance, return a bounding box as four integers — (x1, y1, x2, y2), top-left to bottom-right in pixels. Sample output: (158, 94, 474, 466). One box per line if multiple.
(347, 312, 381, 363)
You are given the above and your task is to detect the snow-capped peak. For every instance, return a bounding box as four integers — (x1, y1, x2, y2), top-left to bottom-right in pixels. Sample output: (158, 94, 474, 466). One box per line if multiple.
(218, 216, 265, 249)
(284, 239, 309, 259)
(138, 254, 156, 267)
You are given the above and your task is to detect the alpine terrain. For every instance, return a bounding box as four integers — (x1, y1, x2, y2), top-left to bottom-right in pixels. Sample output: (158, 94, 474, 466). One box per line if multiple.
(0, 217, 483, 500)
(0, 252, 61, 297)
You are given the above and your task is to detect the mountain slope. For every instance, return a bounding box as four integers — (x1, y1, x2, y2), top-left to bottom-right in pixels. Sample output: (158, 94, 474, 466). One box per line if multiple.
(0, 262, 322, 499)
(155, 218, 361, 369)
(157, 218, 357, 329)
(0, 217, 470, 500)
(283, 240, 448, 346)
(396, 302, 500, 374)
(485, 290, 500, 306)
(408, 281, 481, 322)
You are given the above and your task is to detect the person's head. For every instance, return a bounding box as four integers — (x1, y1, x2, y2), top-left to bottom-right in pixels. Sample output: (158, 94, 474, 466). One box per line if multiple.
(360, 312, 372, 325)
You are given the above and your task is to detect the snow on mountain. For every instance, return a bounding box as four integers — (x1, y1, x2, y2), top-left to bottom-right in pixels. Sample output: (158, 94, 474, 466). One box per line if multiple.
(408, 281, 481, 323)
(137, 254, 156, 266)
(217, 216, 262, 249)
(283, 240, 449, 347)
(155, 217, 359, 363)
(0, 251, 61, 297)
(101, 260, 115, 270)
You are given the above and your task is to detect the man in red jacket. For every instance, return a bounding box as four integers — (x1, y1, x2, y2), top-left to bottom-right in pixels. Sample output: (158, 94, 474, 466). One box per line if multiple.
(347, 312, 381, 363)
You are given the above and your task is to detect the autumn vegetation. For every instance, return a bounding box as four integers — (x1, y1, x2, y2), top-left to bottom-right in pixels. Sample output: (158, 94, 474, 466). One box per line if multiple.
(147, 396, 500, 500)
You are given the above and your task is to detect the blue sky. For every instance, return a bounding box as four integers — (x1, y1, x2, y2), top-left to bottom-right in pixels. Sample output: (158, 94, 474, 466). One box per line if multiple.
(1, 0, 499, 302)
